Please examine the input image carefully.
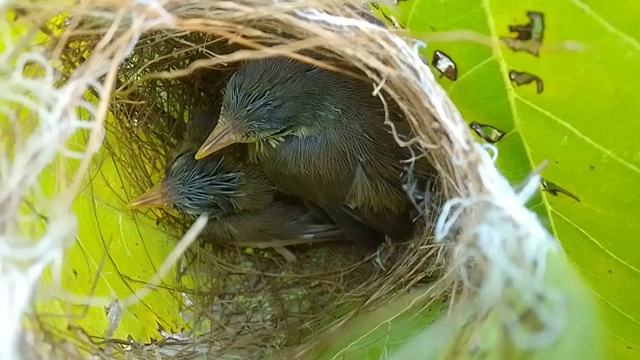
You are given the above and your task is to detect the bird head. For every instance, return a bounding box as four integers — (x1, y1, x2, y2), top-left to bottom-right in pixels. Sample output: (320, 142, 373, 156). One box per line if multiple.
(195, 57, 324, 160)
(129, 150, 245, 218)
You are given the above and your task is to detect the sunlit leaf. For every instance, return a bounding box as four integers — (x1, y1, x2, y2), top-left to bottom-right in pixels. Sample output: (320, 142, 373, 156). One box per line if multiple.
(35, 111, 185, 344)
(0, 11, 189, 344)
(373, 0, 637, 357)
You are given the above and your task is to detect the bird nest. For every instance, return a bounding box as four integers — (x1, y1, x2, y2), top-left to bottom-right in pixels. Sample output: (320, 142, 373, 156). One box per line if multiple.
(1, 0, 553, 359)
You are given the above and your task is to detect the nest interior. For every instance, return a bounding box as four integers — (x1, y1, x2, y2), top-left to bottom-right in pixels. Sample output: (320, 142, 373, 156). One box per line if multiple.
(17, 1, 462, 358)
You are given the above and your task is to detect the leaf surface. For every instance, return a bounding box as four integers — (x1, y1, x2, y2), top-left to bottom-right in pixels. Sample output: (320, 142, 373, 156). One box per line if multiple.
(36, 114, 185, 343)
(382, 0, 639, 356)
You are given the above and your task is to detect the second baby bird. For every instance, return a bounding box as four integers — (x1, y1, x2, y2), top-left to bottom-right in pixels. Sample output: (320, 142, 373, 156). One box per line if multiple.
(130, 105, 343, 262)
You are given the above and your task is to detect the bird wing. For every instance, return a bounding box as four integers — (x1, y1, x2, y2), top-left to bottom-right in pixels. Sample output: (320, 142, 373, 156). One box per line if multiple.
(199, 199, 343, 245)
(316, 203, 385, 248)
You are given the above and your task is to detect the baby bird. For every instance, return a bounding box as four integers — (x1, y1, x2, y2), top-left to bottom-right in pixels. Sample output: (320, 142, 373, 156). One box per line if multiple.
(130, 105, 343, 262)
(194, 55, 435, 247)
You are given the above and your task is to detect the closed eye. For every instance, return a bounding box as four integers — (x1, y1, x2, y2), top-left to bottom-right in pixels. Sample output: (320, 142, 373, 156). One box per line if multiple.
(272, 127, 290, 137)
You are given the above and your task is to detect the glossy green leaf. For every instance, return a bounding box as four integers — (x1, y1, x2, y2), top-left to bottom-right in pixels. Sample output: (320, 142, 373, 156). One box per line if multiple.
(377, 0, 636, 357)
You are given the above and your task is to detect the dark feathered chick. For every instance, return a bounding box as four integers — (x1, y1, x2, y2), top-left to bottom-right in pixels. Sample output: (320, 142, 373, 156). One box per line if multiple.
(194, 55, 435, 246)
(129, 106, 343, 262)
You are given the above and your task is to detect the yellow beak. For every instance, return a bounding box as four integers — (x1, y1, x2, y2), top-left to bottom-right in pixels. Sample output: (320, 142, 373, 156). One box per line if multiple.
(195, 121, 247, 160)
(128, 183, 170, 209)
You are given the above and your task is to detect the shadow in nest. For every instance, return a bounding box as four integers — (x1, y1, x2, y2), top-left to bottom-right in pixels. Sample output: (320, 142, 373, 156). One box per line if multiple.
(56, 24, 444, 358)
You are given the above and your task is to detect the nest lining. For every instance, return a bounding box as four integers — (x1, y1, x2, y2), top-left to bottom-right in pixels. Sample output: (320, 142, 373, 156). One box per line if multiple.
(2, 0, 563, 359)
(106, 33, 443, 358)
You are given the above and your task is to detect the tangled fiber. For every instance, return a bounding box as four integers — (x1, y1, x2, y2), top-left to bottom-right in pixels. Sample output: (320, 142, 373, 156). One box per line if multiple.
(0, 0, 561, 359)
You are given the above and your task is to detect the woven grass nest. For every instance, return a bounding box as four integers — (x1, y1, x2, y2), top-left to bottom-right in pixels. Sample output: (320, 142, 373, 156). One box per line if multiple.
(2, 0, 560, 359)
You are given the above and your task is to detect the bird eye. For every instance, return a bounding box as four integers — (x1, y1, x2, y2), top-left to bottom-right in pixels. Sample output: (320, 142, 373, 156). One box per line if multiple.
(272, 127, 291, 138)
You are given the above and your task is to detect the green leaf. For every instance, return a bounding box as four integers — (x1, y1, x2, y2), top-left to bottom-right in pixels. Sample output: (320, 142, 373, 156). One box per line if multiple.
(388, 252, 603, 360)
(35, 113, 186, 343)
(376, 0, 637, 357)
(306, 252, 604, 360)
(306, 287, 447, 359)
(4, 13, 187, 346)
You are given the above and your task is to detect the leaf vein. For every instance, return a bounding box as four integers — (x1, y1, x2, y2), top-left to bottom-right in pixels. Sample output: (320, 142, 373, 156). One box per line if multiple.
(448, 56, 494, 94)
(437, 4, 483, 30)
(481, 0, 558, 236)
(607, 331, 640, 350)
(571, 0, 640, 51)
(590, 289, 640, 328)
(405, 0, 420, 30)
(551, 208, 640, 275)
(516, 96, 640, 175)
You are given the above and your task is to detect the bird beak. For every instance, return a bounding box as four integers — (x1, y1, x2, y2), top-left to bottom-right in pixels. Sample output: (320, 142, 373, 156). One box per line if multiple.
(195, 121, 247, 160)
(128, 183, 170, 209)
